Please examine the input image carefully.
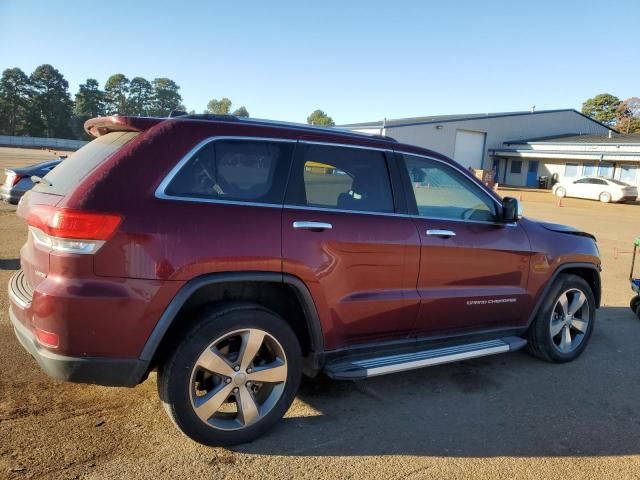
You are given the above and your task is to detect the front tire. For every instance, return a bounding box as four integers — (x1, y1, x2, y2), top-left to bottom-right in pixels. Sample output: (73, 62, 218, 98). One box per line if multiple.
(526, 274, 595, 363)
(157, 303, 302, 446)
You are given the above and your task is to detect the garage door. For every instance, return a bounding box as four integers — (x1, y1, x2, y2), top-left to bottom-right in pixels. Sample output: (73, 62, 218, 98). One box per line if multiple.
(453, 130, 486, 169)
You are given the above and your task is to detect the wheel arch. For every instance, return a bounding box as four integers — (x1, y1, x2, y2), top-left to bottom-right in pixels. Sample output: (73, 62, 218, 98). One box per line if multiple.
(138, 272, 325, 380)
(527, 262, 601, 328)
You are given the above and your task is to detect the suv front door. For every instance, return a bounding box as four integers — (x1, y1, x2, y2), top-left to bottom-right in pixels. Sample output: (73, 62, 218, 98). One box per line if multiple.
(282, 142, 421, 350)
(399, 152, 532, 336)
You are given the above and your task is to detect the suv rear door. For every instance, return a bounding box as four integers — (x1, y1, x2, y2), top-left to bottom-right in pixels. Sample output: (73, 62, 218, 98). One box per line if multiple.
(397, 152, 532, 335)
(282, 141, 421, 350)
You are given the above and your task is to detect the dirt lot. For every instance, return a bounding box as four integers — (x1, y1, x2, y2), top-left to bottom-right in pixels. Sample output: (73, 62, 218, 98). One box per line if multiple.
(0, 147, 72, 184)
(2, 185, 640, 479)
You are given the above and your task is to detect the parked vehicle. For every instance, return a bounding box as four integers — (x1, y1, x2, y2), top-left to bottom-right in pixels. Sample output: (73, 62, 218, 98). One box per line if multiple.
(1, 157, 65, 204)
(552, 176, 638, 203)
(8, 114, 601, 446)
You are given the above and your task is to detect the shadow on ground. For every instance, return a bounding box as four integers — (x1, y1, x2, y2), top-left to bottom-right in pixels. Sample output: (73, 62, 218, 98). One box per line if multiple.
(234, 306, 640, 458)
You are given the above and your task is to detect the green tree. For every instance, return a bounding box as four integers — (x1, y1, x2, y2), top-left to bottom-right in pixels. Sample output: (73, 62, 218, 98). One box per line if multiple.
(74, 79, 105, 117)
(206, 97, 232, 115)
(581, 93, 620, 126)
(128, 77, 153, 116)
(104, 73, 129, 115)
(71, 78, 105, 139)
(28, 64, 73, 138)
(616, 97, 640, 134)
(150, 78, 184, 116)
(232, 106, 249, 117)
(307, 109, 335, 126)
(0, 67, 31, 135)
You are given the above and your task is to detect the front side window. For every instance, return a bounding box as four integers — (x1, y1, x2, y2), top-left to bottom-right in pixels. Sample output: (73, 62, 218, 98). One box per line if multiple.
(402, 154, 497, 222)
(287, 144, 394, 214)
(165, 139, 293, 204)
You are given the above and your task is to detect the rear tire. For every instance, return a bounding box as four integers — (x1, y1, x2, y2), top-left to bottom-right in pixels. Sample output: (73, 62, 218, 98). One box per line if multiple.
(526, 274, 595, 363)
(157, 303, 302, 446)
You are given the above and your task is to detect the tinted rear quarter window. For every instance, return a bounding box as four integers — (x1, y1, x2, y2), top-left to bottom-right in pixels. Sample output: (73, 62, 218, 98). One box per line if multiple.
(165, 139, 294, 204)
(34, 131, 139, 195)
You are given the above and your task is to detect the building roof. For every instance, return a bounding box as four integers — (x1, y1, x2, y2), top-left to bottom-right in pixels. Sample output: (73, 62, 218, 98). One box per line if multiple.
(504, 133, 640, 145)
(339, 109, 616, 131)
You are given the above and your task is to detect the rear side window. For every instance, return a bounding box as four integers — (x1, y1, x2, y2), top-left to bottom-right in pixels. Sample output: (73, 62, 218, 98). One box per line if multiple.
(165, 139, 294, 204)
(34, 131, 139, 195)
(286, 143, 394, 214)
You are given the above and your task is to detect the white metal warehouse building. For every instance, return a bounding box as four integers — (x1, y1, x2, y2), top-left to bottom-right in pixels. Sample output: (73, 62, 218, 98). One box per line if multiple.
(341, 109, 640, 188)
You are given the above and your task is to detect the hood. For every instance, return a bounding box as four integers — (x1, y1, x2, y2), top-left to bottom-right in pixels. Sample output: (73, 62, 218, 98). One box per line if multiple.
(536, 220, 596, 241)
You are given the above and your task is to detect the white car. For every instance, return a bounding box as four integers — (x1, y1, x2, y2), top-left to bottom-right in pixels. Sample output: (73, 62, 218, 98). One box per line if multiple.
(552, 176, 638, 203)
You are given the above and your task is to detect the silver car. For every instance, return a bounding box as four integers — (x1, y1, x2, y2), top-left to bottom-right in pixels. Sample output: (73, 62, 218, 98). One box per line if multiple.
(1, 158, 64, 204)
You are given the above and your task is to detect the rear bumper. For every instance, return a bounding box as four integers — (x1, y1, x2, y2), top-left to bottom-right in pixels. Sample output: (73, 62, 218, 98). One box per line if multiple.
(8, 269, 154, 387)
(9, 306, 148, 387)
(0, 185, 22, 204)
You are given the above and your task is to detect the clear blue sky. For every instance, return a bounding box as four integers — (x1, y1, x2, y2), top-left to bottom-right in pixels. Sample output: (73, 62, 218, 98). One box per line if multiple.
(0, 0, 638, 124)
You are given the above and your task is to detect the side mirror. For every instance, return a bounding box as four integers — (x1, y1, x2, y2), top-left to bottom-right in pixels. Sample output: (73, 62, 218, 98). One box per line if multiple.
(502, 196, 523, 223)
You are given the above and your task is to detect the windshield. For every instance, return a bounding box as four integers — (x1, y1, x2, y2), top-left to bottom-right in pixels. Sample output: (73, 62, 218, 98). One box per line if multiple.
(33, 131, 139, 195)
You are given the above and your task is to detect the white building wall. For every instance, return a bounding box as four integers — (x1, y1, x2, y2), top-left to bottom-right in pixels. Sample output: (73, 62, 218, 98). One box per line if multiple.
(350, 110, 610, 169)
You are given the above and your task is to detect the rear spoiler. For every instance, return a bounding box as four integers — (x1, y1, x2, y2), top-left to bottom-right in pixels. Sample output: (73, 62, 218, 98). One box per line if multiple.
(84, 116, 164, 138)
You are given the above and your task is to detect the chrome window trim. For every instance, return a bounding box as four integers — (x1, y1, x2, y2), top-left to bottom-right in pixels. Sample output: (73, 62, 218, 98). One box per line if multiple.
(282, 204, 516, 227)
(302, 140, 392, 153)
(154, 136, 297, 202)
(154, 136, 515, 227)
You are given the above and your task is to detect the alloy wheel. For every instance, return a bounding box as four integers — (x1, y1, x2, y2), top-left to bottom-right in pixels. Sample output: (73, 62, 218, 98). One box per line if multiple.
(189, 328, 288, 431)
(549, 288, 590, 354)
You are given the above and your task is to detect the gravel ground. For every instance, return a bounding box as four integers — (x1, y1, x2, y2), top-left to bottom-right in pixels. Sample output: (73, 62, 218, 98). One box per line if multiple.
(1, 186, 640, 480)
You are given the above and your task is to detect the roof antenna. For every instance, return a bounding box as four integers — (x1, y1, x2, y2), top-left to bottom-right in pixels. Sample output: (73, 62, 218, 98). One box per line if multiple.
(530, 105, 536, 112)
(381, 117, 387, 136)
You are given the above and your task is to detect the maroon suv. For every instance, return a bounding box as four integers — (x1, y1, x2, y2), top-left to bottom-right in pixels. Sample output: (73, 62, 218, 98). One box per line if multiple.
(8, 114, 601, 445)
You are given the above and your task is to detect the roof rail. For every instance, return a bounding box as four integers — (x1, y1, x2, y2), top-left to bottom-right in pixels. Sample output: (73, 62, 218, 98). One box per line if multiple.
(182, 113, 240, 122)
(173, 114, 398, 142)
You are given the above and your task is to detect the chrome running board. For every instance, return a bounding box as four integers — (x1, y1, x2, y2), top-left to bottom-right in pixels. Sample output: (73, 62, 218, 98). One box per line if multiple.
(324, 337, 526, 380)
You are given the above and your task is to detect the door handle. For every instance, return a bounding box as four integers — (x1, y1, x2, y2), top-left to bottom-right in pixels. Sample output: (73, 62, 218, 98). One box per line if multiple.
(426, 229, 456, 238)
(293, 221, 333, 231)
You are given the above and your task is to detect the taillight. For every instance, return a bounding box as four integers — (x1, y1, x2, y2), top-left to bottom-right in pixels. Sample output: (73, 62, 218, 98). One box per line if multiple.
(4, 171, 23, 187)
(27, 206, 122, 254)
(11, 174, 24, 187)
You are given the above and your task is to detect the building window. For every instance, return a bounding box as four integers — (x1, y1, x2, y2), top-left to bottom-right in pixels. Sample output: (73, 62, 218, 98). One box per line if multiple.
(598, 162, 614, 178)
(510, 160, 522, 174)
(564, 163, 579, 177)
(620, 165, 638, 184)
(582, 163, 597, 176)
